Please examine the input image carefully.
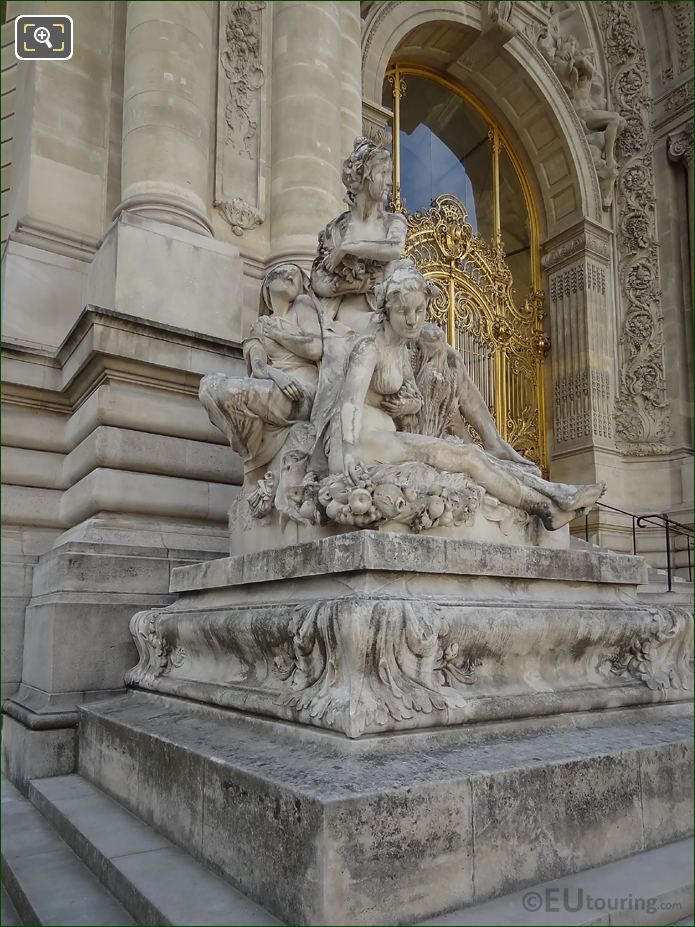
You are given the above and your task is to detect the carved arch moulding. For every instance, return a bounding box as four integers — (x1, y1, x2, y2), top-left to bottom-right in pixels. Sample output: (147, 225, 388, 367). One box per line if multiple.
(214, 1, 267, 236)
(360, 0, 602, 239)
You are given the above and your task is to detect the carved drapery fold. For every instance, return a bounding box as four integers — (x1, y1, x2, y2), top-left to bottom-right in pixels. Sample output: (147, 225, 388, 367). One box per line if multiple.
(214, 2, 266, 235)
(597, 1, 671, 455)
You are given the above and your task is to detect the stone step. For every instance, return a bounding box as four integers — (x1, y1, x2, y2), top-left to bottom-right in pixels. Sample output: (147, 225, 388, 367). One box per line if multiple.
(1, 884, 22, 926)
(419, 837, 694, 926)
(638, 590, 694, 607)
(2, 776, 693, 927)
(5, 769, 692, 927)
(1, 776, 135, 926)
(27, 774, 279, 926)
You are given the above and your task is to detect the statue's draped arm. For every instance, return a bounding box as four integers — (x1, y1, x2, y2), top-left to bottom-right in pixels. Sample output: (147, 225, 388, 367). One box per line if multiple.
(243, 321, 306, 402)
(336, 214, 408, 265)
(260, 321, 323, 362)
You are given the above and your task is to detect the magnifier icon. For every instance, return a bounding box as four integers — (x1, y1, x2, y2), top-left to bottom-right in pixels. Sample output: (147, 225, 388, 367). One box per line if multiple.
(34, 26, 53, 49)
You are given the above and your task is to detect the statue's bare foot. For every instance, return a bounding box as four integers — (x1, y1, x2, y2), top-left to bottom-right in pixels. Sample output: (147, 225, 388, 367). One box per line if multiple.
(557, 481, 605, 512)
(544, 507, 583, 531)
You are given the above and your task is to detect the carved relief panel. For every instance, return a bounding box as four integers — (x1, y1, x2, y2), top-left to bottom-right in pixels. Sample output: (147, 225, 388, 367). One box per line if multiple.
(214, 2, 268, 236)
(597, 1, 671, 455)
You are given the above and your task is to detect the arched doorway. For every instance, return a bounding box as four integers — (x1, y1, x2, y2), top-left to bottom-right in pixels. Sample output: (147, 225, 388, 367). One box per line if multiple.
(384, 63, 548, 470)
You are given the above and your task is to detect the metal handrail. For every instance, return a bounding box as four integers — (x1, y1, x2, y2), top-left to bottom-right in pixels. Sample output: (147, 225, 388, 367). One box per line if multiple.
(575, 501, 694, 592)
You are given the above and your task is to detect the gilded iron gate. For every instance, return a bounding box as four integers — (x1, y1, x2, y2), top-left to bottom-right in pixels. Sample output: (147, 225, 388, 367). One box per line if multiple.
(387, 64, 549, 471)
(404, 193, 548, 470)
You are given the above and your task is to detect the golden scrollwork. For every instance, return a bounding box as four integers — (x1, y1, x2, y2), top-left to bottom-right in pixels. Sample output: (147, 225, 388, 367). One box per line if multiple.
(404, 194, 548, 471)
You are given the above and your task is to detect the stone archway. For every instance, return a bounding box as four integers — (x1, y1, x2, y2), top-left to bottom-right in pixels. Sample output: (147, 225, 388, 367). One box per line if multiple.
(361, 1, 603, 241)
(360, 1, 618, 487)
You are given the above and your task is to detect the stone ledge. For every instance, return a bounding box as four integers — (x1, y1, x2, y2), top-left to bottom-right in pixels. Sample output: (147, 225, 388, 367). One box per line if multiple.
(171, 531, 648, 593)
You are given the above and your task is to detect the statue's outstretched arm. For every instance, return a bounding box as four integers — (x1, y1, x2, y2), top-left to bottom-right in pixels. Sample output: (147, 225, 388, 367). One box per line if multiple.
(449, 349, 500, 446)
(449, 348, 538, 471)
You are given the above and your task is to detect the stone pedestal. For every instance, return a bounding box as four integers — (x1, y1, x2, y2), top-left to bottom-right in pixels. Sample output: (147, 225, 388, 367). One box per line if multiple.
(85, 212, 244, 342)
(0, 537, 222, 790)
(79, 692, 692, 925)
(125, 532, 692, 738)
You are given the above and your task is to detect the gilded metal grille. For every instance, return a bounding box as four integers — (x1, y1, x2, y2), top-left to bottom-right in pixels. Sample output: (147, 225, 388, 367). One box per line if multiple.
(404, 193, 548, 470)
(386, 63, 548, 471)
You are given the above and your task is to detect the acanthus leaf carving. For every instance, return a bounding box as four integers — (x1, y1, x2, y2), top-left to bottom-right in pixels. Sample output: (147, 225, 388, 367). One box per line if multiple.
(215, 1, 266, 236)
(668, 125, 694, 168)
(125, 610, 186, 687)
(597, 1, 671, 455)
(605, 607, 693, 691)
(273, 599, 480, 737)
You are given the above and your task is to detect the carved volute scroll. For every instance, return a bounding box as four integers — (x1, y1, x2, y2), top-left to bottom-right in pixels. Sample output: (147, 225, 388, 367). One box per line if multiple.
(405, 194, 548, 470)
(214, 2, 266, 236)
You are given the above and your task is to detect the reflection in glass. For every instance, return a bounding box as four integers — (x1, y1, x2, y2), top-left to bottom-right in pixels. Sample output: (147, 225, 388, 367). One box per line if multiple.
(387, 74, 493, 239)
(499, 146, 532, 307)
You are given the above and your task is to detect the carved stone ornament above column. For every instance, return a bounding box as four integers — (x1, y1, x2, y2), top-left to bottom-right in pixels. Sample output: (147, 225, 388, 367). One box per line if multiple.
(362, 99, 392, 148)
(668, 124, 694, 167)
(214, 2, 266, 236)
(597, 0, 671, 456)
(453, 0, 518, 73)
(542, 223, 612, 269)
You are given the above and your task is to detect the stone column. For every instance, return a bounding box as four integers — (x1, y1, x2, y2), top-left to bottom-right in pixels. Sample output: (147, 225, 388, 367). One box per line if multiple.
(542, 221, 616, 488)
(668, 126, 694, 301)
(339, 2, 364, 159)
(116, 1, 215, 237)
(269, 1, 348, 261)
(86, 0, 244, 341)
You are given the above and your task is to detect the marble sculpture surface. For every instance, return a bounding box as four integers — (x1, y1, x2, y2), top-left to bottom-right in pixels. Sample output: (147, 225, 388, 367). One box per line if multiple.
(200, 136, 605, 538)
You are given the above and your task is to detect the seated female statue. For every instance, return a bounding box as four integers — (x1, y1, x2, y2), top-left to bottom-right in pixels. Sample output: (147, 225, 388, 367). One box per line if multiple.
(331, 262, 605, 530)
(199, 263, 324, 480)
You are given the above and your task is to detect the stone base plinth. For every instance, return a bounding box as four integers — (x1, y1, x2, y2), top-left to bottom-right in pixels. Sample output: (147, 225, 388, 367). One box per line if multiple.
(1, 535, 223, 788)
(125, 532, 692, 737)
(79, 693, 693, 926)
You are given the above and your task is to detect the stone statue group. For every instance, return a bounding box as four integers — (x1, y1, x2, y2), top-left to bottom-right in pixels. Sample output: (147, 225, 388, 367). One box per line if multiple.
(201, 137, 604, 536)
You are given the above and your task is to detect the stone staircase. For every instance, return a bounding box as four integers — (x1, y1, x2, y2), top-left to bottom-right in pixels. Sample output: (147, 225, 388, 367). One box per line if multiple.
(638, 567, 694, 606)
(3, 773, 693, 926)
(569, 537, 694, 606)
(1, 775, 275, 926)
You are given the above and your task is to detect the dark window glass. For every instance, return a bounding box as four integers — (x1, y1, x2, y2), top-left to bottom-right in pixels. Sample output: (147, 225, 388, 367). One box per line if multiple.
(499, 146, 532, 306)
(389, 74, 493, 238)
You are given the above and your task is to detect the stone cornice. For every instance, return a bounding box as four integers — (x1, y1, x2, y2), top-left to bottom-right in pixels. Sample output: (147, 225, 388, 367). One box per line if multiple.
(2, 305, 244, 401)
(542, 220, 613, 270)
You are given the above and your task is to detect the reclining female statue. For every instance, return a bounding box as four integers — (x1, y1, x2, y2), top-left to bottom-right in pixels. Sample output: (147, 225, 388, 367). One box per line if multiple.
(329, 262, 605, 531)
